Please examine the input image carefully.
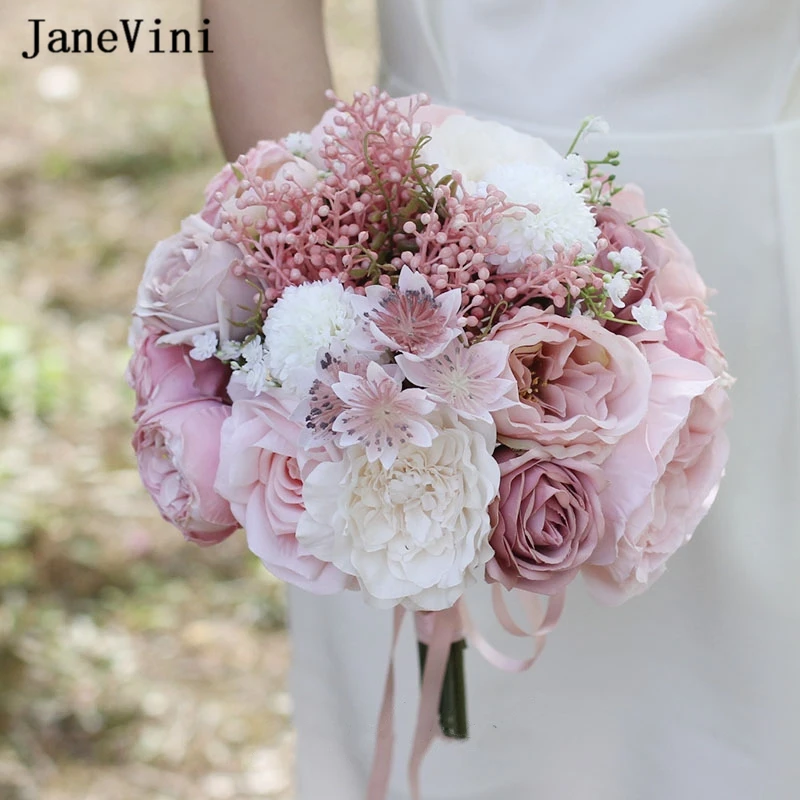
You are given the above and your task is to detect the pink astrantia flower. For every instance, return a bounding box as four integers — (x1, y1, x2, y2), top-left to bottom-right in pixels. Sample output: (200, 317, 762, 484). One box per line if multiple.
(396, 340, 516, 423)
(295, 347, 374, 447)
(332, 360, 437, 468)
(350, 266, 462, 359)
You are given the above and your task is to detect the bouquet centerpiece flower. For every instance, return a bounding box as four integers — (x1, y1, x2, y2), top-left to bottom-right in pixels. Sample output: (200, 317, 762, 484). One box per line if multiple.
(128, 89, 732, 800)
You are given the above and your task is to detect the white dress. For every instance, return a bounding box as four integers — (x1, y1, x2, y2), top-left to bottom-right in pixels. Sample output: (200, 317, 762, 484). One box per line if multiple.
(290, 2, 800, 798)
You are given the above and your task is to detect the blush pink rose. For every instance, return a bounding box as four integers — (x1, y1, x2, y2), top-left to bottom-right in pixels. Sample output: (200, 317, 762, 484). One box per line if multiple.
(214, 389, 351, 594)
(126, 330, 230, 421)
(488, 307, 652, 462)
(134, 214, 257, 345)
(653, 231, 729, 379)
(201, 140, 318, 224)
(134, 400, 238, 546)
(487, 448, 611, 595)
(583, 343, 731, 604)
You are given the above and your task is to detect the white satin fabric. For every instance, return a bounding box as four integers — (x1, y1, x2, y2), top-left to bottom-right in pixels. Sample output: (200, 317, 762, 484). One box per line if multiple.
(291, 2, 800, 798)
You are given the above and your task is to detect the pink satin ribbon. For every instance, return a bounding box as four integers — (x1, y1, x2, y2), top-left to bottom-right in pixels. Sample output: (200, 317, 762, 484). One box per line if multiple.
(365, 587, 565, 800)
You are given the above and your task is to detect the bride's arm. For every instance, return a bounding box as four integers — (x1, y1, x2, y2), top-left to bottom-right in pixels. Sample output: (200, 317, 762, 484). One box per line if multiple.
(201, 0, 333, 160)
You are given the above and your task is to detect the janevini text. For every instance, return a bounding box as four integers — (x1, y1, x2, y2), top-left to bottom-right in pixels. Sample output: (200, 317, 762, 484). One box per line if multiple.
(21, 18, 213, 59)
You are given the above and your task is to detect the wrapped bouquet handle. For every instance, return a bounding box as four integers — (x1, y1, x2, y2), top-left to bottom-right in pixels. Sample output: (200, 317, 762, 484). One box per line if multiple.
(367, 589, 566, 800)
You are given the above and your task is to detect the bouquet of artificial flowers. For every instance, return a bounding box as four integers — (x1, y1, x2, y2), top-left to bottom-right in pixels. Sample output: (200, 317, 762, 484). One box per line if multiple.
(128, 89, 731, 800)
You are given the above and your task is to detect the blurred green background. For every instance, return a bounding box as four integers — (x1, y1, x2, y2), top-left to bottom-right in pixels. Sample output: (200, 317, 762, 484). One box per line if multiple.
(0, 2, 375, 798)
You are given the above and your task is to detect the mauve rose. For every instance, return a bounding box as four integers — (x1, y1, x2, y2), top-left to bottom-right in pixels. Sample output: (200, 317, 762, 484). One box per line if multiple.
(134, 214, 257, 346)
(487, 448, 611, 595)
(127, 330, 229, 421)
(583, 343, 731, 604)
(488, 307, 651, 462)
(201, 140, 318, 224)
(134, 400, 238, 546)
(214, 389, 350, 594)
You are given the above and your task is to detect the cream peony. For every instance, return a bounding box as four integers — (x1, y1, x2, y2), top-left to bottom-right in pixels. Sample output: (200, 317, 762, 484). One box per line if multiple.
(296, 408, 500, 611)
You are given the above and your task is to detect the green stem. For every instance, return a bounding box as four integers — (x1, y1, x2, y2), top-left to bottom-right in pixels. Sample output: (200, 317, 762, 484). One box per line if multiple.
(418, 638, 469, 739)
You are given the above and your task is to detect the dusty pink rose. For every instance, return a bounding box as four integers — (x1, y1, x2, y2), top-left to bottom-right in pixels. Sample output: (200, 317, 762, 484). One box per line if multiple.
(487, 448, 611, 595)
(201, 140, 318, 223)
(127, 330, 229, 421)
(134, 400, 238, 546)
(488, 307, 652, 462)
(583, 343, 731, 604)
(134, 214, 257, 345)
(214, 389, 351, 593)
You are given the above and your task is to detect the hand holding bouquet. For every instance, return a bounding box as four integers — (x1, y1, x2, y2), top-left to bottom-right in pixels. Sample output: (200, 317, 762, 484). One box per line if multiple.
(129, 90, 731, 800)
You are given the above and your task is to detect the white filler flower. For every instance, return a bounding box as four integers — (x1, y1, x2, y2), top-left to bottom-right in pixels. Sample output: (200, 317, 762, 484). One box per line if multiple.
(296, 408, 500, 611)
(631, 298, 667, 331)
(263, 280, 358, 394)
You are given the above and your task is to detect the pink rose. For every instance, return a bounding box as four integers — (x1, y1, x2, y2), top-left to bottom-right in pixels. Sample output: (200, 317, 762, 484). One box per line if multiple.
(134, 400, 238, 546)
(201, 140, 318, 224)
(126, 330, 230, 421)
(487, 448, 611, 595)
(488, 307, 651, 462)
(134, 214, 257, 345)
(215, 389, 350, 594)
(583, 343, 731, 604)
(653, 232, 729, 379)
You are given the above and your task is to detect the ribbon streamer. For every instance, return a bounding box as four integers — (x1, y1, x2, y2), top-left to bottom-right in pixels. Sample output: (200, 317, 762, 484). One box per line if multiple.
(366, 588, 565, 800)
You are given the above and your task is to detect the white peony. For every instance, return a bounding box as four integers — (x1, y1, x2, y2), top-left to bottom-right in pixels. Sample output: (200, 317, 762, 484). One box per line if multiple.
(296, 408, 500, 611)
(262, 280, 358, 394)
(422, 115, 568, 188)
(484, 162, 599, 268)
(422, 115, 598, 269)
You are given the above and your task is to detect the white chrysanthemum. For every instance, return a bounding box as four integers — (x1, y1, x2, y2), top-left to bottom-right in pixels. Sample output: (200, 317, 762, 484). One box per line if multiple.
(484, 162, 599, 268)
(296, 408, 500, 611)
(263, 280, 358, 394)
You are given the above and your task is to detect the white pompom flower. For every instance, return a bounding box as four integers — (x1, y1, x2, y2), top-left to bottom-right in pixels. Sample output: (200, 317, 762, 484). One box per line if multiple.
(484, 162, 599, 269)
(262, 280, 359, 394)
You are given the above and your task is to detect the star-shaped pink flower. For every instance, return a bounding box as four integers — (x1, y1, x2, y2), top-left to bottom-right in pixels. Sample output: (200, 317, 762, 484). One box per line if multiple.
(397, 340, 516, 423)
(350, 266, 463, 359)
(332, 361, 437, 468)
